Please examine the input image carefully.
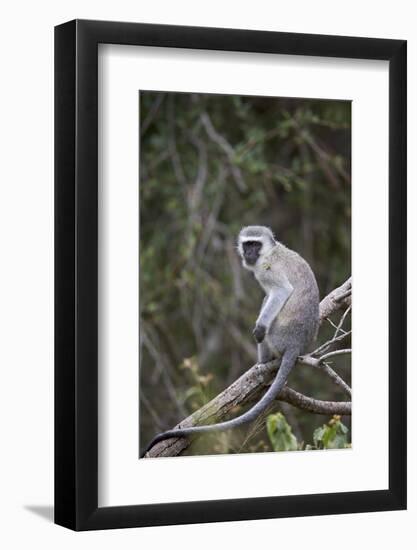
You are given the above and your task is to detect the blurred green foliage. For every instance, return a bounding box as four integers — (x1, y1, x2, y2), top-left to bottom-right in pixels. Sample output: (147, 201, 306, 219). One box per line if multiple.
(266, 413, 350, 452)
(139, 91, 351, 456)
(267, 412, 298, 452)
(313, 415, 350, 450)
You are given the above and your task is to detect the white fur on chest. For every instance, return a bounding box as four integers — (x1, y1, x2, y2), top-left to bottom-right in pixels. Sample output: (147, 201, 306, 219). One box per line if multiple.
(254, 261, 278, 293)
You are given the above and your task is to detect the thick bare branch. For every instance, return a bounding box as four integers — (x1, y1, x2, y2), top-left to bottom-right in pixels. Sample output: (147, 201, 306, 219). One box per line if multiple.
(143, 278, 352, 458)
(279, 386, 351, 415)
(144, 359, 351, 458)
(319, 277, 351, 322)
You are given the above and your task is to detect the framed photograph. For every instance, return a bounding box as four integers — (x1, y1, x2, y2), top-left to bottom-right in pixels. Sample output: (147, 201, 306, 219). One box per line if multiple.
(55, 19, 406, 530)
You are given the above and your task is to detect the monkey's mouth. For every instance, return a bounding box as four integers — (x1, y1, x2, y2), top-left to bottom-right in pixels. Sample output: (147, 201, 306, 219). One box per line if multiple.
(244, 255, 259, 266)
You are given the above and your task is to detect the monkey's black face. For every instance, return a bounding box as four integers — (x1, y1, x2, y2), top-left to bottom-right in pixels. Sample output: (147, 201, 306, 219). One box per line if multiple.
(242, 241, 263, 266)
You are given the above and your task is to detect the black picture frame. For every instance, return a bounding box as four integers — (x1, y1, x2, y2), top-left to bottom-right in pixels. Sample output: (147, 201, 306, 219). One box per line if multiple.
(55, 19, 407, 531)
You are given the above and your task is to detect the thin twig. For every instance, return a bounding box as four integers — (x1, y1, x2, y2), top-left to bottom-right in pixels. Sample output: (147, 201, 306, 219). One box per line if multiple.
(327, 317, 342, 332)
(141, 93, 165, 137)
(311, 330, 351, 357)
(320, 363, 351, 397)
(297, 354, 352, 397)
(319, 349, 352, 363)
(200, 112, 247, 191)
(334, 304, 351, 339)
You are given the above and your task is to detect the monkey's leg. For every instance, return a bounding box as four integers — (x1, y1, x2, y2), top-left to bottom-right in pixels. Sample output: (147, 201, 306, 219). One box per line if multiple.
(257, 341, 274, 363)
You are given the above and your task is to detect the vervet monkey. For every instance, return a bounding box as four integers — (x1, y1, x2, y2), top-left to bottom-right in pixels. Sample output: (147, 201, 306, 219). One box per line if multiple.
(141, 225, 319, 457)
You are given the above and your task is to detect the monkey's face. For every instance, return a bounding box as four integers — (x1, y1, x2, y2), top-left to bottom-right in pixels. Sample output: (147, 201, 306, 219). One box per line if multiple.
(238, 226, 276, 270)
(241, 240, 263, 267)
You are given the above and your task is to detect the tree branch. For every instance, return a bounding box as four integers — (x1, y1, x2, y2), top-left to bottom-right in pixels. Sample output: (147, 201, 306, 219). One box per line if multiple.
(278, 386, 351, 415)
(200, 112, 247, 192)
(143, 278, 352, 458)
(297, 353, 352, 397)
(320, 363, 351, 397)
(319, 277, 351, 322)
(320, 349, 352, 363)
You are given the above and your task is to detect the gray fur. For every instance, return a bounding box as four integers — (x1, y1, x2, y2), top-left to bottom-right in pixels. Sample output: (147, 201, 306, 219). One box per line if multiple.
(141, 226, 319, 457)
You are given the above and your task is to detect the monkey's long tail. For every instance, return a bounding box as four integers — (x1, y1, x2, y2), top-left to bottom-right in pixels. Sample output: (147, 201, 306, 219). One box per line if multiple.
(140, 349, 299, 458)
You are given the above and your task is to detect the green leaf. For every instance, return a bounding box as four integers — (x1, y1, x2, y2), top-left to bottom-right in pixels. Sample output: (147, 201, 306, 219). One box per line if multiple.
(313, 416, 349, 449)
(313, 426, 326, 448)
(266, 412, 298, 452)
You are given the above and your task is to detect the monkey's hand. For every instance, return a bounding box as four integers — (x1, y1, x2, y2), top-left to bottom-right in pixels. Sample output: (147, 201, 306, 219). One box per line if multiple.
(253, 323, 267, 343)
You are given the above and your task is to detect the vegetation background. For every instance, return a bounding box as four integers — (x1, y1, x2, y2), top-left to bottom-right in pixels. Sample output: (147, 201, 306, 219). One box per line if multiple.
(139, 91, 351, 456)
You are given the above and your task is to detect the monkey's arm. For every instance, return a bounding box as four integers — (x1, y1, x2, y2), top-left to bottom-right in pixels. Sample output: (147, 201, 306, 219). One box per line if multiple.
(254, 282, 293, 342)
